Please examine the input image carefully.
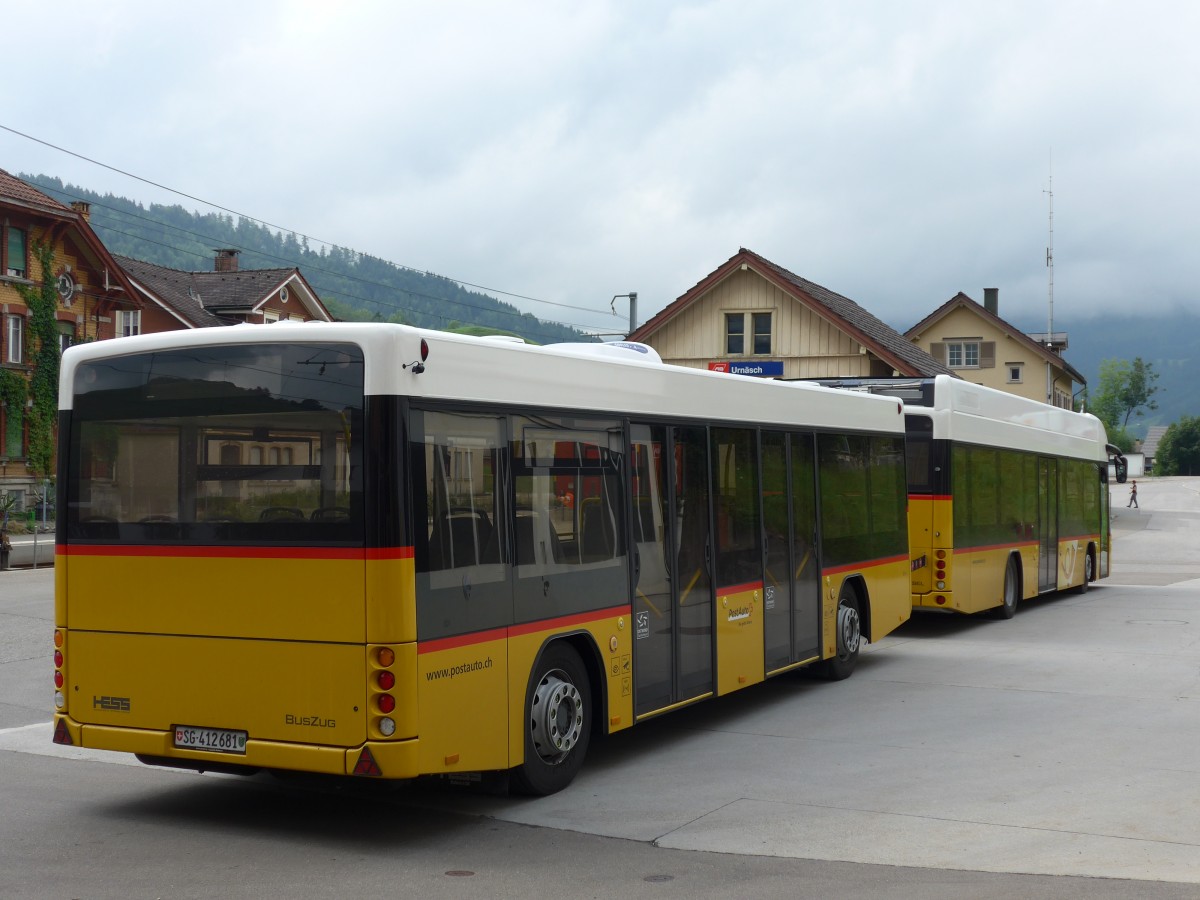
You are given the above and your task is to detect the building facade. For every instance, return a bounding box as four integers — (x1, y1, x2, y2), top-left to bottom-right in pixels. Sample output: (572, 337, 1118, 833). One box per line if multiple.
(905, 289, 1084, 409)
(628, 248, 954, 380)
(1, 170, 141, 518)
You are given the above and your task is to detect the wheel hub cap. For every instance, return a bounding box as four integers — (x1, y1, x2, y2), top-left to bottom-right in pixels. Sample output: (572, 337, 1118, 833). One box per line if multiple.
(837, 604, 861, 658)
(530, 670, 583, 763)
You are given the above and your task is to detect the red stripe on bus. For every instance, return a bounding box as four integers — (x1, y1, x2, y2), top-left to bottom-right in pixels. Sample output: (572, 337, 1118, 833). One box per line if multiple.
(908, 494, 951, 501)
(419, 604, 632, 654)
(366, 547, 414, 560)
(952, 541, 1038, 555)
(717, 580, 763, 597)
(822, 553, 909, 576)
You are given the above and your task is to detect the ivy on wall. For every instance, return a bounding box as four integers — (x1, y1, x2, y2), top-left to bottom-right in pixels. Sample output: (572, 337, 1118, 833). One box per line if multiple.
(14, 242, 61, 480)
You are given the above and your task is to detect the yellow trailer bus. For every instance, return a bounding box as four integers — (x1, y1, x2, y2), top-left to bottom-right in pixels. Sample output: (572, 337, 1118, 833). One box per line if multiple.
(52, 324, 912, 794)
(817, 375, 1123, 619)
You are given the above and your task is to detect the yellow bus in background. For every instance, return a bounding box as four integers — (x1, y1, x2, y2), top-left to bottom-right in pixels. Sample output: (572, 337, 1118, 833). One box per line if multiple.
(818, 375, 1124, 618)
(53, 324, 912, 794)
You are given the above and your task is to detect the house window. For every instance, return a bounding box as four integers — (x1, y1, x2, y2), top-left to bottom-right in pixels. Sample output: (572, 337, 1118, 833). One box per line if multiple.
(5, 315, 22, 363)
(116, 310, 141, 338)
(752, 312, 772, 355)
(947, 341, 980, 368)
(726, 312, 773, 355)
(264, 311, 280, 324)
(5, 227, 26, 277)
(725, 313, 745, 354)
(59, 324, 75, 356)
(1007, 364, 1023, 383)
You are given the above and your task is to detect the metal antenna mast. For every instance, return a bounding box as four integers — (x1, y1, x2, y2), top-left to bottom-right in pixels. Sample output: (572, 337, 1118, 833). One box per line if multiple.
(1043, 156, 1055, 404)
(1044, 159, 1054, 342)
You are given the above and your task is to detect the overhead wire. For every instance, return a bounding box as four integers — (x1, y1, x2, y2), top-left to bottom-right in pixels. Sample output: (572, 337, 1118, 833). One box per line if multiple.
(1, 123, 623, 333)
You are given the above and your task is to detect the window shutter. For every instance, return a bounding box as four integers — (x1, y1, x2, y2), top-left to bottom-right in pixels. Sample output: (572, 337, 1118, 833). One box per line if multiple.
(930, 342, 946, 363)
(979, 342, 995, 368)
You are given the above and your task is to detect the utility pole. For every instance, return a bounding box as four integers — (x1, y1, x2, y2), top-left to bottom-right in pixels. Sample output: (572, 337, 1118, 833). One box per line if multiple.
(611, 292, 638, 338)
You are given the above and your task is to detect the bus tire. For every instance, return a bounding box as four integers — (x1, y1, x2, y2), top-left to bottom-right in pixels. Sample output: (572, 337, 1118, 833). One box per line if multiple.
(990, 556, 1019, 619)
(510, 642, 592, 796)
(819, 586, 861, 681)
(1075, 548, 1093, 594)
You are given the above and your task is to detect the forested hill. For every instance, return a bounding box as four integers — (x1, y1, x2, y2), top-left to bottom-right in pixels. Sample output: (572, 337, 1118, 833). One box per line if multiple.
(23, 174, 589, 344)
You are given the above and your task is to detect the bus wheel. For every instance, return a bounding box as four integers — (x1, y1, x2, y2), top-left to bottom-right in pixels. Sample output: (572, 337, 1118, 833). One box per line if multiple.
(819, 587, 861, 681)
(990, 556, 1019, 619)
(1076, 549, 1093, 594)
(511, 642, 592, 796)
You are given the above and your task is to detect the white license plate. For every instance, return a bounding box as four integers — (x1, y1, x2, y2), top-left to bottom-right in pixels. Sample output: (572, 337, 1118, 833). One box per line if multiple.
(173, 725, 248, 754)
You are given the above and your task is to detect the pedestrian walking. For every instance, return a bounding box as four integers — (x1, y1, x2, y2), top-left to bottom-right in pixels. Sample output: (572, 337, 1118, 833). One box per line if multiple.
(1127, 479, 1139, 508)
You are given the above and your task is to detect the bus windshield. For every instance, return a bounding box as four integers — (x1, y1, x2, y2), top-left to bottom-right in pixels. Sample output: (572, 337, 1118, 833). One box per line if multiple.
(65, 342, 365, 544)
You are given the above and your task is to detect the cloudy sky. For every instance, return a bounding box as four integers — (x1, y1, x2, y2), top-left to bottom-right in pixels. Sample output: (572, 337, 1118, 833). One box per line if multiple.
(2, 1, 1196, 335)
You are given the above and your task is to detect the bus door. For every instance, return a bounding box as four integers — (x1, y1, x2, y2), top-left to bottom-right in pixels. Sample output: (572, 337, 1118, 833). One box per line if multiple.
(1038, 457, 1058, 592)
(629, 424, 714, 717)
(762, 431, 821, 673)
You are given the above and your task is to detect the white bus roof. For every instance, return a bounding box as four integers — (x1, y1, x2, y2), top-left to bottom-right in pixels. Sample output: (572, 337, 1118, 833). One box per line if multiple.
(60, 322, 906, 435)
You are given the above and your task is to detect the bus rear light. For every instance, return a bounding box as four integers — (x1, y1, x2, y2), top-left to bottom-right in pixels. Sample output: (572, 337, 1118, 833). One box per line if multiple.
(378, 717, 396, 737)
(54, 650, 63, 667)
(376, 647, 395, 668)
(935, 595, 946, 605)
(54, 630, 64, 648)
(377, 671, 395, 691)
(54, 691, 65, 709)
(377, 694, 396, 714)
(935, 550, 946, 560)
(54, 671, 64, 689)
(936, 581, 945, 590)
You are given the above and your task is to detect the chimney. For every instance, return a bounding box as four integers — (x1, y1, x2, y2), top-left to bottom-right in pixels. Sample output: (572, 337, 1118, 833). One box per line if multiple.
(983, 287, 998, 316)
(71, 200, 91, 222)
(214, 249, 240, 273)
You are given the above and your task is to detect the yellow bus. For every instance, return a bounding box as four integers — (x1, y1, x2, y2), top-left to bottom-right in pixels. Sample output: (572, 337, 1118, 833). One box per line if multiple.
(52, 324, 912, 794)
(818, 375, 1123, 618)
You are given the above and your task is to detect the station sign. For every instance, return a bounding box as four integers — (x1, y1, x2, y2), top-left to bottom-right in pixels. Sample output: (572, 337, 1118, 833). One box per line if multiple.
(708, 360, 784, 377)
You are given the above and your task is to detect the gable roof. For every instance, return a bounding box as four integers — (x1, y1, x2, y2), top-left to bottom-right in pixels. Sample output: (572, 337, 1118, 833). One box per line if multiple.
(0, 168, 141, 313)
(906, 291, 1086, 386)
(115, 255, 332, 327)
(1141, 425, 1168, 458)
(0, 168, 73, 215)
(629, 247, 955, 377)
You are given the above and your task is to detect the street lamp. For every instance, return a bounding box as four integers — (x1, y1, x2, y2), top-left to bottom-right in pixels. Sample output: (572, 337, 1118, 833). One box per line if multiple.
(611, 292, 638, 338)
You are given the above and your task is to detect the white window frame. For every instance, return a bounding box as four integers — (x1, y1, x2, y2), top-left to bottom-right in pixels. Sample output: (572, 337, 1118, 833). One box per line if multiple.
(1007, 363, 1023, 383)
(5, 315, 22, 363)
(117, 310, 141, 338)
(264, 311, 281, 324)
(725, 313, 745, 355)
(947, 341, 980, 369)
(751, 312, 772, 356)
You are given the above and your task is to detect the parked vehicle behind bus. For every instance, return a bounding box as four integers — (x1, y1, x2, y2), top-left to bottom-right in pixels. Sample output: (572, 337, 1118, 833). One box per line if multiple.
(816, 375, 1122, 619)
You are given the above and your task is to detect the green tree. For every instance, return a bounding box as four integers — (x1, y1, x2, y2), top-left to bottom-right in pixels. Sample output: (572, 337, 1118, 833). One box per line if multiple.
(1155, 416, 1200, 476)
(1087, 357, 1161, 450)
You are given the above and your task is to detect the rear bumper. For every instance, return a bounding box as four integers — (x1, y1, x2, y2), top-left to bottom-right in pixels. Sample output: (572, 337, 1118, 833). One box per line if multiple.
(55, 715, 421, 779)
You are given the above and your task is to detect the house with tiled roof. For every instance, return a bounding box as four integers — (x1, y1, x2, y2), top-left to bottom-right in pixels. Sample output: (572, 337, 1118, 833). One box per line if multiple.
(904, 289, 1085, 409)
(1, 168, 141, 510)
(115, 249, 332, 332)
(627, 247, 954, 379)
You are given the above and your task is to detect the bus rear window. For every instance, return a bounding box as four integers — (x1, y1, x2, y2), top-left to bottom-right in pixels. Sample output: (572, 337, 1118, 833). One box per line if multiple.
(66, 342, 364, 544)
